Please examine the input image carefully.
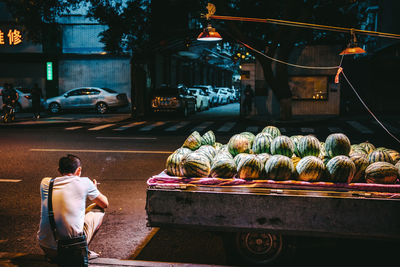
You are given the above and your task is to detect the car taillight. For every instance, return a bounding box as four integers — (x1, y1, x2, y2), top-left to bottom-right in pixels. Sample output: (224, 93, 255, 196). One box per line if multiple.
(24, 95, 31, 100)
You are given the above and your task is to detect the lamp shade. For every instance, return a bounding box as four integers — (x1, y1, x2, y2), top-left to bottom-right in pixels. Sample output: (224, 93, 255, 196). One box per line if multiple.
(339, 46, 366, 55)
(197, 24, 222, 41)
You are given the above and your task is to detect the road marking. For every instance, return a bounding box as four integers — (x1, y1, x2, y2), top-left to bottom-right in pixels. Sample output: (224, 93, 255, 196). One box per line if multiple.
(301, 127, 315, 133)
(217, 122, 236, 132)
(65, 126, 83, 130)
(30, 148, 172, 154)
(346, 121, 373, 134)
(139, 121, 167, 131)
(165, 121, 191, 132)
(113, 121, 146, 131)
(245, 126, 259, 133)
(372, 121, 400, 134)
(96, 137, 157, 140)
(191, 121, 214, 132)
(328, 127, 342, 133)
(88, 124, 115, 131)
(0, 179, 22, 183)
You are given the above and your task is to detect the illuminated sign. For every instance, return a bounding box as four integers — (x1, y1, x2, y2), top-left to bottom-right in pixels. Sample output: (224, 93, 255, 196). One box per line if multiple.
(46, 62, 53, 81)
(0, 29, 22, 46)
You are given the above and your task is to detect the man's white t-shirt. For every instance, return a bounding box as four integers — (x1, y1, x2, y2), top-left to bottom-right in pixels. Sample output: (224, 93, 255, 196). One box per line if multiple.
(37, 175, 100, 250)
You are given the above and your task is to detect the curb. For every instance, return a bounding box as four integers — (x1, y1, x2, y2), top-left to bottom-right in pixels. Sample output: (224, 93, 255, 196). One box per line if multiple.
(0, 252, 230, 267)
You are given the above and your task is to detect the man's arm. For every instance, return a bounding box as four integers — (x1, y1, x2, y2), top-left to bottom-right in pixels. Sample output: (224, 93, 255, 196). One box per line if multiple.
(92, 193, 109, 209)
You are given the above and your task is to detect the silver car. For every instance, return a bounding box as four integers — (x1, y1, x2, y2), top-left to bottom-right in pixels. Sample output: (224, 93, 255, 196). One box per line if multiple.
(45, 87, 128, 114)
(0, 87, 34, 112)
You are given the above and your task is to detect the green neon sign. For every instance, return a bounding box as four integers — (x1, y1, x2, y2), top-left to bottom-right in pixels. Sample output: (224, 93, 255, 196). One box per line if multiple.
(46, 62, 53, 81)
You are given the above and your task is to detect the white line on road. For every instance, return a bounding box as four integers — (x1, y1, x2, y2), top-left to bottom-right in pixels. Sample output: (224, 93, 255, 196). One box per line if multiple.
(328, 127, 343, 133)
(301, 127, 315, 133)
(165, 121, 191, 132)
(30, 148, 172, 154)
(346, 121, 373, 134)
(65, 126, 83, 130)
(113, 121, 146, 131)
(139, 121, 167, 131)
(0, 179, 22, 183)
(88, 124, 115, 131)
(372, 121, 400, 134)
(245, 126, 259, 133)
(217, 122, 236, 132)
(96, 137, 157, 140)
(191, 121, 214, 132)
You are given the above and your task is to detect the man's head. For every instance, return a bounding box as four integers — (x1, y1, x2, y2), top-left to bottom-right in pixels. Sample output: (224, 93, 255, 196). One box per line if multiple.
(58, 154, 82, 176)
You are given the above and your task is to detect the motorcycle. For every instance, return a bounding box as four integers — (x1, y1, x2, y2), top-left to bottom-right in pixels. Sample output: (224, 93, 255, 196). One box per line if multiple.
(2, 103, 15, 123)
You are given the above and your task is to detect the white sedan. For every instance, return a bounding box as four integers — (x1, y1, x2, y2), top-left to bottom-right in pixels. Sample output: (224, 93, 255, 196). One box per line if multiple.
(45, 87, 128, 114)
(187, 88, 210, 111)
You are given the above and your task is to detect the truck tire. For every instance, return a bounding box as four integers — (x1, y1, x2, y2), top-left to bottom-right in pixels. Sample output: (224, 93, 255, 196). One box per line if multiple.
(223, 232, 296, 266)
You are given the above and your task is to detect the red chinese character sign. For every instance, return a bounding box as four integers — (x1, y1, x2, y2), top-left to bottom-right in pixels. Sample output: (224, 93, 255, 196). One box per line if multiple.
(0, 29, 23, 46)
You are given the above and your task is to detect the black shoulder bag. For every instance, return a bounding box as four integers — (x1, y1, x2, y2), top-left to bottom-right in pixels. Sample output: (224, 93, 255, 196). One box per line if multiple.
(48, 178, 89, 267)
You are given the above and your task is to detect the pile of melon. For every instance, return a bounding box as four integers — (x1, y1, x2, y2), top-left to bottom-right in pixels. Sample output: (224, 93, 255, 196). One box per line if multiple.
(165, 126, 400, 184)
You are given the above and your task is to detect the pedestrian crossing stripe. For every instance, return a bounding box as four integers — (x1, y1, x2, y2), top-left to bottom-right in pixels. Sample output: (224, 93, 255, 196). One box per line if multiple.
(301, 127, 315, 133)
(88, 124, 115, 131)
(346, 121, 373, 134)
(139, 121, 167, 131)
(113, 121, 146, 131)
(245, 126, 259, 133)
(217, 122, 236, 132)
(372, 121, 400, 134)
(165, 121, 190, 132)
(191, 121, 213, 132)
(65, 126, 83, 130)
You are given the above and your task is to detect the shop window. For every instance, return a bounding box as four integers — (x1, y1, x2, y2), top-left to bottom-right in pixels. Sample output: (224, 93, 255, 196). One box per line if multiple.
(289, 76, 328, 100)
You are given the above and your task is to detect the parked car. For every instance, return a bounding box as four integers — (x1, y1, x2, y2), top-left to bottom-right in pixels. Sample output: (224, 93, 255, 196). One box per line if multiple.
(45, 87, 128, 114)
(151, 84, 196, 117)
(226, 88, 237, 102)
(192, 85, 218, 107)
(187, 88, 210, 111)
(215, 87, 231, 105)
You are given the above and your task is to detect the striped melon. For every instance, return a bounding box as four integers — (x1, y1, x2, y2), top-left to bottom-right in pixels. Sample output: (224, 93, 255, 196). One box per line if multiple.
(201, 130, 216, 146)
(183, 131, 202, 150)
(264, 155, 294, 181)
(383, 149, 400, 164)
(174, 147, 192, 156)
(237, 154, 263, 179)
(257, 153, 271, 166)
(166, 152, 185, 177)
(319, 142, 327, 158)
(271, 135, 295, 157)
(395, 161, 400, 176)
(326, 155, 356, 183)
(349, 153, 369, 183)
(262, 126, 281, 139)
(350, 144, 367, 156)
(365, 162, 398, 184)
(214, 142, 223, 151)
(181, 152, 211, 178)
(296, 156, 326, 182)
(240, 131, 256, 144)
(210, 158, 237, 178)
(214, 150, 233, 161)
(358, 142, 375, 154)
(367, 150, 393, 164)
(234, 153, 252, 168)
(196, 145, 216, 164)
(325, 133, 351, 157)
(252, 132, 273, 154)
(290, 135, 303, 157)
(291, 156, 301, 169)
(297, 135, 320, 158)
(228, 134, 252, 156)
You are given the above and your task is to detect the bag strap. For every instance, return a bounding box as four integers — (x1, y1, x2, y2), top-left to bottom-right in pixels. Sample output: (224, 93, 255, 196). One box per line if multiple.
(48, 178, 58, 242)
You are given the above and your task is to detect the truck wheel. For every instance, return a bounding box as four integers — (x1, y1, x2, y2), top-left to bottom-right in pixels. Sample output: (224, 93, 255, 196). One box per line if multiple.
(224, 232, 296, 266)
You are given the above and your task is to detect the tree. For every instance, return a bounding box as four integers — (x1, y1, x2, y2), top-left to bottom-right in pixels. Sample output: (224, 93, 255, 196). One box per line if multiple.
(211, 0, 369, 120)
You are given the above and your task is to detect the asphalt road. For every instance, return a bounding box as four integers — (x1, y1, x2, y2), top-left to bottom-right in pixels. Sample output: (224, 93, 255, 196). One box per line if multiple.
(1, 106, 400, 266)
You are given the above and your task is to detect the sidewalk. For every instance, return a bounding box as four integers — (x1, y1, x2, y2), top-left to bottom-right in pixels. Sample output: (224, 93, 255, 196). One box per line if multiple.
(0, 252, 229, 267)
